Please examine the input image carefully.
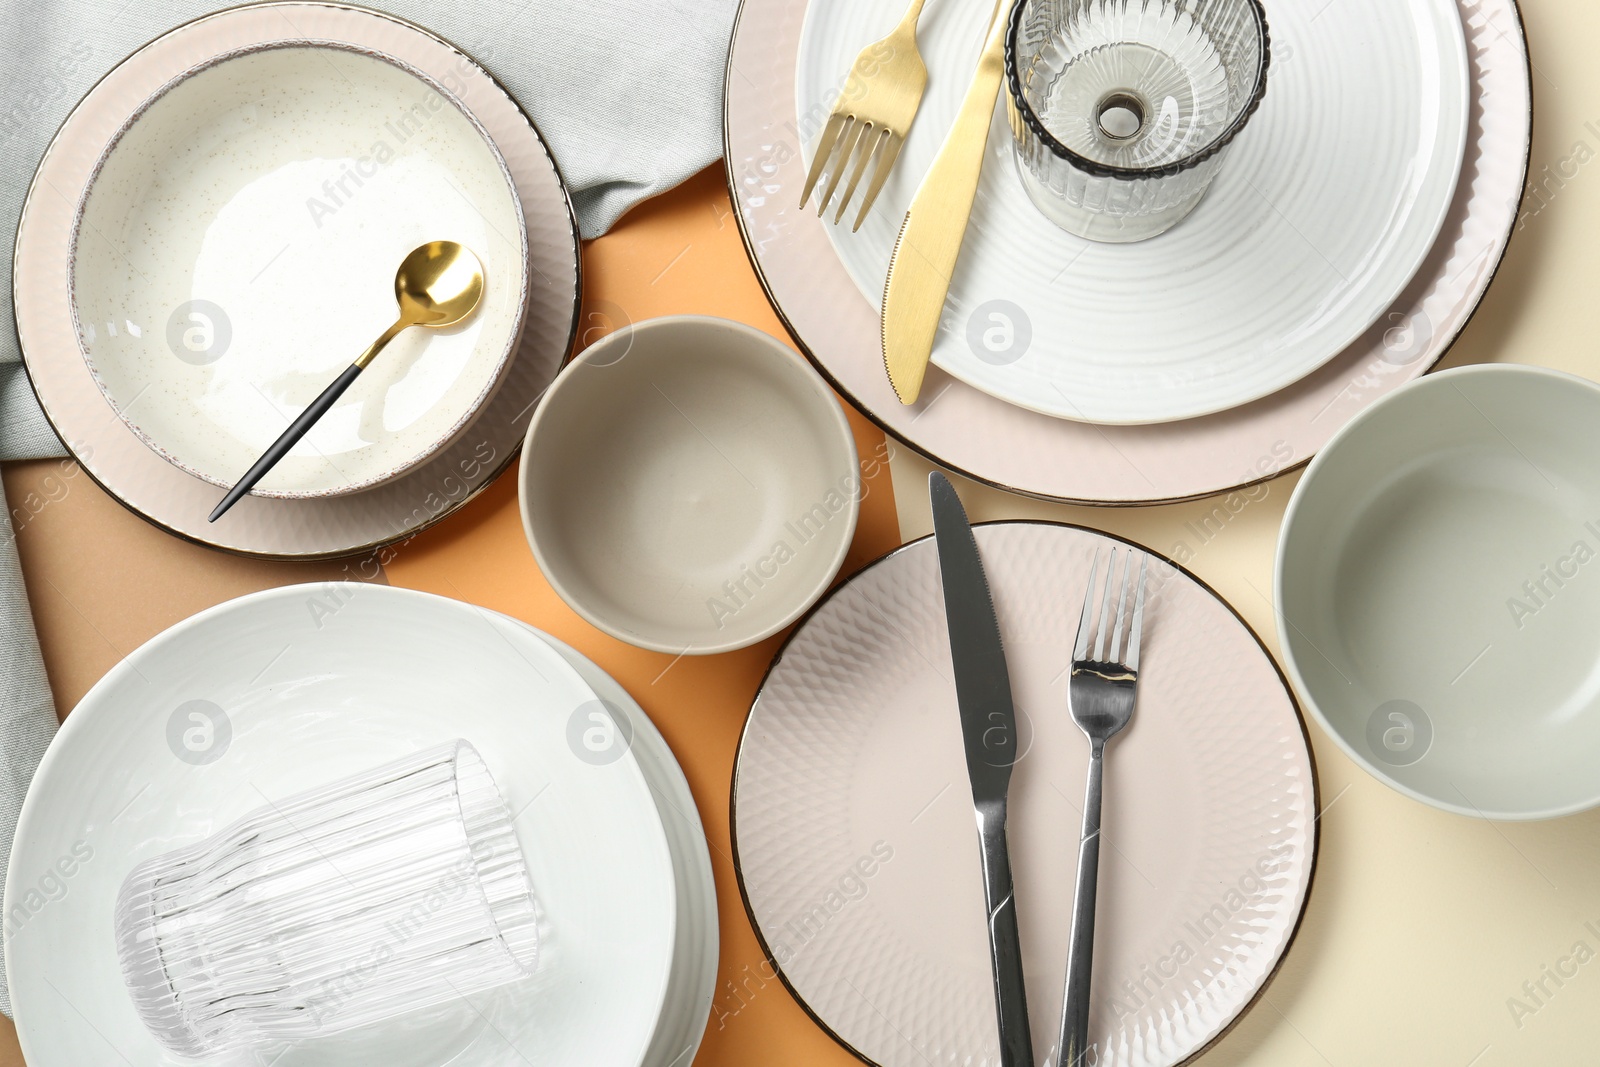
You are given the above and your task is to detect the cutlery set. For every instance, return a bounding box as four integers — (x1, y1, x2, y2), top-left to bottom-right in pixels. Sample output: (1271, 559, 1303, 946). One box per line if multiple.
(804, 0, 1011, 405)
(932, 471, 1150, 1066)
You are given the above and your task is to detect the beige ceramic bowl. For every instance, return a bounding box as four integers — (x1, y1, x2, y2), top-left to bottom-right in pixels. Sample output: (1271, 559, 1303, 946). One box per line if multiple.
(520, 316, 860, 654)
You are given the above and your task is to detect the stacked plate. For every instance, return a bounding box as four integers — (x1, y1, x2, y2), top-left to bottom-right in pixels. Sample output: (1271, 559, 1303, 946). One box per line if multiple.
(3, 585, 715, 1066)
(13, 3, 581, 557)
(726, 0, 1531, 503)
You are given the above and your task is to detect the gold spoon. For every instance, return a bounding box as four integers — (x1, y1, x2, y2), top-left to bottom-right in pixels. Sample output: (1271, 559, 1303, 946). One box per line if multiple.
(209, 241, 485, 522)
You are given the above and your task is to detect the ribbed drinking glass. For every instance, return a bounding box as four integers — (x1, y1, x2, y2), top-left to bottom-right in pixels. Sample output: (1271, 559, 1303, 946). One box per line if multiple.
(1005, 0, 1269, 242)
(114, 740, 539, 1057)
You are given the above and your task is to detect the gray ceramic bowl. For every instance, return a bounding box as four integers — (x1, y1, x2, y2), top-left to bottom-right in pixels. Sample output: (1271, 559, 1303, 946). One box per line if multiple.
(1277, 364, 1600, 819)
(519, 316, 860, 654)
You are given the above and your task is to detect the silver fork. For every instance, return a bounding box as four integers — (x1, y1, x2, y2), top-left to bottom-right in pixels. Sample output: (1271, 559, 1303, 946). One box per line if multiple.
(1058, 546, 1149, 1067)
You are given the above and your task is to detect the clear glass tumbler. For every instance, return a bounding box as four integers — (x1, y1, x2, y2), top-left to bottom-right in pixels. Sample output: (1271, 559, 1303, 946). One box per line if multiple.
(1005, 0, 1270, 242)
(115, 740, 539, 1057)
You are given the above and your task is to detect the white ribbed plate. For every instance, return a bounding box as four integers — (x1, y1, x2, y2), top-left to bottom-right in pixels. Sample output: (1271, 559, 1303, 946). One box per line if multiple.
(798, 0, 1469, 423)
(5, 585, 675, 1067)
(733, 523, 1317, 1067)
(517, 624, 720, 1067)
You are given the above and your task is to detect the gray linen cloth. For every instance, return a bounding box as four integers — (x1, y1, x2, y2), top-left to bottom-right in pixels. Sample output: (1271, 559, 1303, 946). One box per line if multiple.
(0, 0, 738, 1014)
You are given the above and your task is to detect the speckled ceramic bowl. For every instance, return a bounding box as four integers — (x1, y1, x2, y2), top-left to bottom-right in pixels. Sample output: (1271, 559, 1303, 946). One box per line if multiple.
(70, 43, 528, 498)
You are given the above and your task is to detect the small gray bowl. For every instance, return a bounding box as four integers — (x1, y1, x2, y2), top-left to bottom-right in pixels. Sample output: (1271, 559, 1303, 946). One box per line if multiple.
(519, 315, 860, 654)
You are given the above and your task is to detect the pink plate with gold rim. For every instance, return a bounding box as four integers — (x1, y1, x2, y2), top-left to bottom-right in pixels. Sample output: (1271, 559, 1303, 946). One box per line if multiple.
(724, 0, 1530, 503)
(733, 522, 1317, 1067)
(14, 2, 579, 557)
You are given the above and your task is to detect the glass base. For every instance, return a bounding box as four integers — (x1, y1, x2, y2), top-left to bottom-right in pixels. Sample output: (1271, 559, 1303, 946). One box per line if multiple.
(1014, 157, 1213, 243)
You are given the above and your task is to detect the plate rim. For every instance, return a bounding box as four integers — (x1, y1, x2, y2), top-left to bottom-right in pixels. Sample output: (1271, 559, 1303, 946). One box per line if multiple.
(4, 581, 679, 1065)
(721, 0, 1534, 506)
(729, 518, 1323, 1067)
(522, 624, 721, 1067)
(11, 0, 582, 559)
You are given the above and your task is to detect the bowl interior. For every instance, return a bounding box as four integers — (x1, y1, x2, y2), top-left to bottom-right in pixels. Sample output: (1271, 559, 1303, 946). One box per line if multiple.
(523, 319, 859, 653)
(1279, 367, 1600, 817)
(71, 44, 526, 497)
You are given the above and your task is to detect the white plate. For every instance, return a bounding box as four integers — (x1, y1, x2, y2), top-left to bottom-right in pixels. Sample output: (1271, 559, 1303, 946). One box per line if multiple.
(72, 44, 527, 496)
(5, 585, 675, 1066)
(522, 625, 719, 1067)
(799, 0, 1469, 424)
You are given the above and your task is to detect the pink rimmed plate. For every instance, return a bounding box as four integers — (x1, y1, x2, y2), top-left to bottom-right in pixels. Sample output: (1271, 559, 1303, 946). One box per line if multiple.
(733, 522, 1317, 1067)
(14, 2, 579, 556)
(724, 0, 1530, 502)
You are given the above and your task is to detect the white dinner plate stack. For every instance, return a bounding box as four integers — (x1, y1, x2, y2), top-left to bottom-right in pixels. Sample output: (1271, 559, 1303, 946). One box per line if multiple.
(3, 585, 716, 1067)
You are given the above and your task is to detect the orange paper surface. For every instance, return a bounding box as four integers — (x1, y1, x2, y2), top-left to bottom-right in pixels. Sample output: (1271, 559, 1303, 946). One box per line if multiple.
(385, 166, 901, 1066)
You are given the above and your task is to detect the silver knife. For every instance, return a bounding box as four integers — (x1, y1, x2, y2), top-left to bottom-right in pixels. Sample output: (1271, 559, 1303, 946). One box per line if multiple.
(929, 471, 1034, 1067)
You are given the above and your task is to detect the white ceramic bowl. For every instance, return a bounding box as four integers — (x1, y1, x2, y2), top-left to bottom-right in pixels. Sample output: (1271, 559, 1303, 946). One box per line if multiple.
(520, 316, 860, 654)
(1277, 364, 1600, 819)
(71, 44, 528, 497)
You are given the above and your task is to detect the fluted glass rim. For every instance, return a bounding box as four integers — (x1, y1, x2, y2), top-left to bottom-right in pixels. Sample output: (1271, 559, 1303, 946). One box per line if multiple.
(449, 740, 542, 973)
(1004, 0, 1272, 181)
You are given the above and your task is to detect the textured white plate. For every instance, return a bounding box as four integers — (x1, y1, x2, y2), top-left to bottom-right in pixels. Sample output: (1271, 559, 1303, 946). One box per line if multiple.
(5, 586, 675, 1067)
(798, 0, 1469, 424)
(73, 44, 526, 496)
(735, 523, 1317, 1067)
(518, 624, 720, 1067)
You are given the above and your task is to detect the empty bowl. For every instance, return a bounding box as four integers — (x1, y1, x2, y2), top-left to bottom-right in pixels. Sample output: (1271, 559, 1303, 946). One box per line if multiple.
(520, 316, 860, 654)
(1277, 364, 1600, 819)
(71, 44, 528, 497)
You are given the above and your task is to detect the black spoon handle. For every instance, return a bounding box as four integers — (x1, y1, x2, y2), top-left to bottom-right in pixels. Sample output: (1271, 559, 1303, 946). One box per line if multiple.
(208, 363, 364, 522)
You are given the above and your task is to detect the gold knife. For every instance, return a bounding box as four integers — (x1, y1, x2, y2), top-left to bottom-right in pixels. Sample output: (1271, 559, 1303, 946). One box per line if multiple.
(882, 0, 1011, 406)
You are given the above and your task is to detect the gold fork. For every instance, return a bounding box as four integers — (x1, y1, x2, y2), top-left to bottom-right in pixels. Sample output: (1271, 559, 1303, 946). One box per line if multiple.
(799, 0, 930, 232)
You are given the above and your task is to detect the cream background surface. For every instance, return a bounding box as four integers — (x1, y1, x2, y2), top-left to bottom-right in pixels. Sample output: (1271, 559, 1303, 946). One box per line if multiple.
(889, 2, 1600, 1060)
